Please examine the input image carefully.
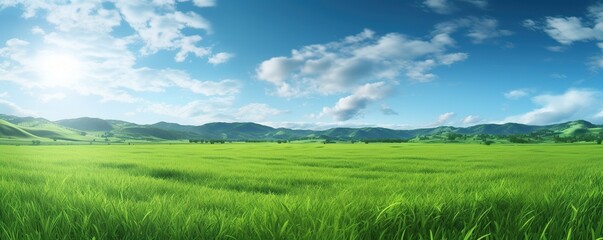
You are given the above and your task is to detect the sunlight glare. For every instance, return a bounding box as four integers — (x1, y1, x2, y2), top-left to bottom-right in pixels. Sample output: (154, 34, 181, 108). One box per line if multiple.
(35, 52, 83, 87)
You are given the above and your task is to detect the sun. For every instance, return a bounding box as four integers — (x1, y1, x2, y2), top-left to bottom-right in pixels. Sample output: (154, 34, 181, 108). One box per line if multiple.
(34, 51, 84, 87)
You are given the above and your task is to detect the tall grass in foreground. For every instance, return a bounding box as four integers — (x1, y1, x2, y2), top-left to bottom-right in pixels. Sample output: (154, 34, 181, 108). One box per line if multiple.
(1, 143, 603, 239)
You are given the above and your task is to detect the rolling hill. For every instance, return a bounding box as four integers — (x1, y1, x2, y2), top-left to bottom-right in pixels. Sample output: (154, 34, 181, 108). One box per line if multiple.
(0, 114, 601, 143)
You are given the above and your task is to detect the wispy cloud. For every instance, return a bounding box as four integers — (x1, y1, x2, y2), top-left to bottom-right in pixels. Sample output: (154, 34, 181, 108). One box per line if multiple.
(208, 52, 234, 65)
(235, 103, 285, 122)
(462, 115, 481, 125)
(550, 73, 567, 79)
(429, 112, 456, 126)
(380, 105, 399, 115)
(40, 92, 65, 102)
(434, 17, 513, 44)
(504, 89, 529, 100)
(145, 98, 284, 124)
(0, 99, 35, 117)
(503, 89, 601, 125)
(423, 0, 488, 14)
(522, 19, 539, 30)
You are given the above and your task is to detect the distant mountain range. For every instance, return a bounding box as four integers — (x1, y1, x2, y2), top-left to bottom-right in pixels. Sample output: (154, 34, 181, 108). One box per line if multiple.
(0, 114, 601, 142)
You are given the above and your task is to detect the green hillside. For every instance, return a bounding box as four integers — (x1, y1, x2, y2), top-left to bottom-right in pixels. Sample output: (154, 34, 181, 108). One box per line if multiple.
(118, 127, 189, 140)
(0, 119, 36, 138)
(0, 114, 602, 143)
(56, 117, 113, 131)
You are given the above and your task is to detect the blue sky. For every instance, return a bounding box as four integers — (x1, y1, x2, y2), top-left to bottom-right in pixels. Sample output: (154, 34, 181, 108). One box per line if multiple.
(0, 0, 602, 129)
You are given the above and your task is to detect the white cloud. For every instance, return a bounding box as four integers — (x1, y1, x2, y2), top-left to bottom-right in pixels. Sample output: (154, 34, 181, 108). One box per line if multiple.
(320, 82, 392, 121)
(544, 17, 598, 45)
(546, 46, 565, 52)
(160, 70, 241, 96)
(503, 89, 601, 125)
(538, 3, 603, 48)
(522, 19, 539, 30)
(595, 110, 603, 119)
(2, 1, 223, 62)
(263, 121, 412, 131)
(114, 1, 213, 59)
(0, 38, 29, 62)
(435, 17, 513, 44)
(145, 97, 234, 121)
(551, 73, 567, 79)
(208, 52, 234, 65)
(235, 103, 285, 122)
(257, 28, 466, 99)
(40, 92, 65, 102)
(256, 25, 480, 121)
(31, 26, 45, 35)
(46, 2, 122, 34)
(462, 115, 481, 125)
(380, 105, 398, 115)
(0, 1, 241, 103)
(423, 0, 487, 14)
(0, 99, 35, 116)
(192, 0, 217, 8)
(424, 0, 454, 14)
(145, 99, 283, 123)
(438, 52, 469, 65)
(460, 0, 487, 8)
(432, 112, 456, 126)
(174, 35, 211, 62)
(0, 92, 8, 98)
(504, 89, 529, 99)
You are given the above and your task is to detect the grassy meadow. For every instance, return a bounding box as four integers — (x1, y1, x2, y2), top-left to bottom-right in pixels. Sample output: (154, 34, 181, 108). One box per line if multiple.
(1, 143, 603, 239)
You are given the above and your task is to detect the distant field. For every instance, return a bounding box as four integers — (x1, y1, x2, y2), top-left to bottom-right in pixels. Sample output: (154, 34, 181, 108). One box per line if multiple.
(1, 143, 603, 239)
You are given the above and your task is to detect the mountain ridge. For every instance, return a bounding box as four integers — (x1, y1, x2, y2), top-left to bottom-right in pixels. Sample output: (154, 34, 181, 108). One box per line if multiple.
(0, 114, 601, 142)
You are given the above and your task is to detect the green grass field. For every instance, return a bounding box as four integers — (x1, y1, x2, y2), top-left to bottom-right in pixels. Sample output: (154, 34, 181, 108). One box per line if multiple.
(1, 143, 603, 239)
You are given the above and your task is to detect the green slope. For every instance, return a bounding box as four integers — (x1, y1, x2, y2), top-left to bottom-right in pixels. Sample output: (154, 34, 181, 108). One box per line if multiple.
(1, 113, 602, 142)
(118, 127, 189, 140)
(56, 117, 113, 131)
(0, 119, 36, 138)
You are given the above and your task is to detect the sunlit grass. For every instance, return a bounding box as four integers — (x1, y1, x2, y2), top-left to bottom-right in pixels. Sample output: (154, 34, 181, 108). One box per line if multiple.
(1, 143, 602, 239)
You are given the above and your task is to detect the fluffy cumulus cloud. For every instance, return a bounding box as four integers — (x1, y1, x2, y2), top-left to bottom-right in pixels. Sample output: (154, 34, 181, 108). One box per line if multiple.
(320, 82, 392, 121)
(257, 29, 467, 96)
(257, 28, 473, 121)
(504, 89, 529, 99)
(0, 0, 238, 104)
(534, 3, 603, 67)
(434, 17, 513, 44)
(504, 89, 602, 125)
(114, 1, 212, 58)
(423, 0, 488, 14)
